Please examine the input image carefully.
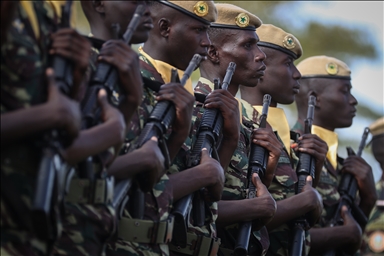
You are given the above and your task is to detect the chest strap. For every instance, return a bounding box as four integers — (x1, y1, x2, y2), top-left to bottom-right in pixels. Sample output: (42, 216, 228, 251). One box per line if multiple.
(65, 177, 114, 204)
(169, 232, 220, 256)
(118, 216, 174, 244)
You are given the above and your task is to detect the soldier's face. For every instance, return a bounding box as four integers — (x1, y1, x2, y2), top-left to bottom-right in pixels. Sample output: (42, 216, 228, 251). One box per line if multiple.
(103, 1, 153, 44)
(167, 16, 210, 70)
(216, 30, 266, 87)
(316, 79, 358, 130)
(258, 48, 301, 105)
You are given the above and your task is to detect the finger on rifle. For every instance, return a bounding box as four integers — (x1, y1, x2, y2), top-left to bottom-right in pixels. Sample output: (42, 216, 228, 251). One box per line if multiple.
(97, 88, 108, 107)
(306, 175, 313, 187)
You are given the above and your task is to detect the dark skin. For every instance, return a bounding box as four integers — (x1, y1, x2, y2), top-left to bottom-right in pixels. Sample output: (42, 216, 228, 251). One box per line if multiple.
(199, 28, 281, 228)
(138, 3, 225, 202)
(240, 47, 327, 231)
(295, 77, 376, 254)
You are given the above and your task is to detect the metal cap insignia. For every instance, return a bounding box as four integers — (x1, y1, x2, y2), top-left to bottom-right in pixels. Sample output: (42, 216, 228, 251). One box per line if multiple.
(235, 13, 250, 27)
(283, 35, 296, 49)
(326, 62, 339, 75)
(194, 1, 209, 17)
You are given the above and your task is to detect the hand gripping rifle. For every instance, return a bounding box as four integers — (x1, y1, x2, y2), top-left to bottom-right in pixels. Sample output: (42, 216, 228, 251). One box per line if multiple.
(77, 5, 146, 218)
(171, 62, 237, 248)
(324, 127, 370, 256)
(234, 94, 271, 256)
(32, 0, 73, 243)
(126, 54, 204, 221)
(289, 95, 316, 256)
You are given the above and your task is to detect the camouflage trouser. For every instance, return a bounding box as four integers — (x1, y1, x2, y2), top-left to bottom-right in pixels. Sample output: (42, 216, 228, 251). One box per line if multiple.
(52, 203, 116, 256)
(267, 225, 310, 256)
(1, 228, 47, 256)
(106, 239, 169, 256)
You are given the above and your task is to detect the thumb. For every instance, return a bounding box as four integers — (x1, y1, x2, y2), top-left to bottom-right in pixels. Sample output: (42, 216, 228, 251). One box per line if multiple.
(46, 68, 58, 98)
(340, 205, 350, 220)
(200, 148, 209, 162)
(150, 136, 158, 143)
(252, 173, 267, 196)
(97, 88, 109, 109)
(306, 175, 313, 187)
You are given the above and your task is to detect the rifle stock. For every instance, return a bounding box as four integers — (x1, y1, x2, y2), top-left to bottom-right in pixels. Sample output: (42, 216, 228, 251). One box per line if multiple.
(324, 127, 370, 256)
(32, 0, 73, 242)
(234, 94, 271, 256)
(172, 62, 236, 248)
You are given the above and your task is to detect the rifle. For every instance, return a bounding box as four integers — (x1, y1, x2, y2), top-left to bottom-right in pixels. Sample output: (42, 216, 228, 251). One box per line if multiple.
(31, 0, 73, 243)
(171, 62, 237, 248)
(234, 94, 271, 256)
(324, 127, 370, 256)
(78, 5, 146, 215)
(289, 95, 316, 256)
(125, 54, 204, 221)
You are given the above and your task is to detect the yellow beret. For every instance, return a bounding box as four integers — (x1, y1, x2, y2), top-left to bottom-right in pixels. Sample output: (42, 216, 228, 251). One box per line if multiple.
(257, 24, 302, 59)
(159, 1, 217, 25)
(369, 117, 384, 137)
(210, 3, 262, 31)
(297, 55, 351, 80)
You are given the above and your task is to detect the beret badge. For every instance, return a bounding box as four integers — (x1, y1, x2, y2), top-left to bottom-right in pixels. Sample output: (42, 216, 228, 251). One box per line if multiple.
(283, 35, 295, 49)
(326, 62, 339, 75)
(235, 13, 250, 28)
(193, 1, 209, 17)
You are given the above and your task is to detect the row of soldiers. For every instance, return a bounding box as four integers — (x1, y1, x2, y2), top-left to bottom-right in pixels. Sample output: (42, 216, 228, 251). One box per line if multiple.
(1, 1, 383, 256)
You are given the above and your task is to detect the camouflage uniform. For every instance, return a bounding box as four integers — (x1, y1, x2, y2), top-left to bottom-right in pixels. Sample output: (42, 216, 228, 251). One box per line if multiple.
(265, 120, 310, 256)
(195, 81, 271, 256)
(52, 47, 117, 256)
(362, 180, 384, 254)
(0, 2, 60, 255)
(106, 52, 174, 256)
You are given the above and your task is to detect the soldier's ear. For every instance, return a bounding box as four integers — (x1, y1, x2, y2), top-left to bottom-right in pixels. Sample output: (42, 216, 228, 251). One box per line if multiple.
(93, 1, 105, 14)
(207, 45, 219, 64)
(158, 18, 171, 38)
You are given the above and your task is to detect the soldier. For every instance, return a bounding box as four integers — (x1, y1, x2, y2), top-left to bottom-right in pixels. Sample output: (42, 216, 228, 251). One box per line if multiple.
(53, 1, 150, 255)
(1, 1, 90, 255)
(193, 4, 283, 256)
(362, 117, 384, 255)
(293, 55, 376, 255)
(239, 24, 328, 256)
(106, 1, 221, 255)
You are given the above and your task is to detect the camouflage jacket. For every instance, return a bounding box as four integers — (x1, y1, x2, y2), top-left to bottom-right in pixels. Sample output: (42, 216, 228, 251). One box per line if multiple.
(195, 81, 271, 256)
(1, 2, 59, 256)
(106, 52, 173, 256)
